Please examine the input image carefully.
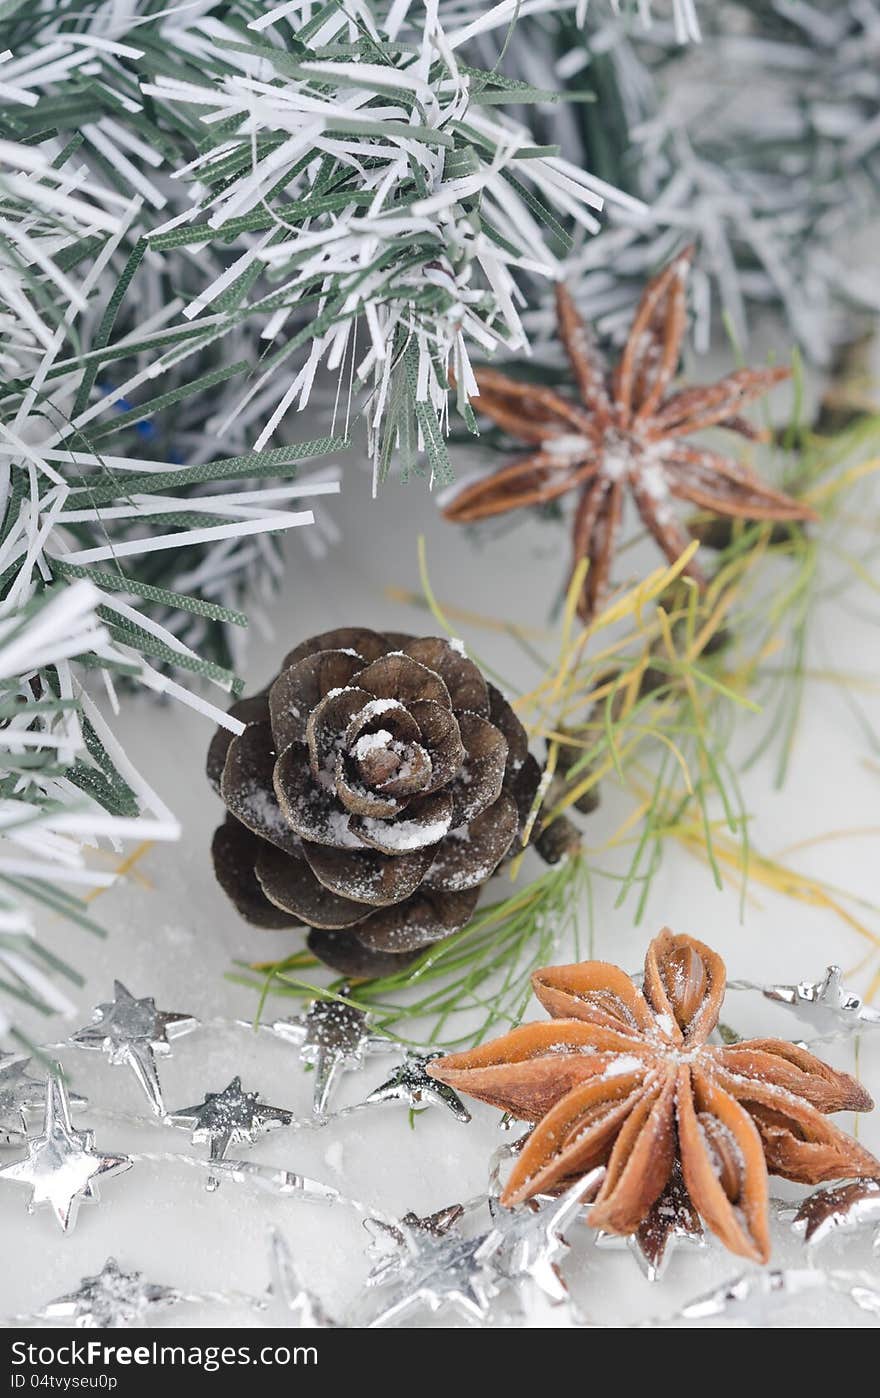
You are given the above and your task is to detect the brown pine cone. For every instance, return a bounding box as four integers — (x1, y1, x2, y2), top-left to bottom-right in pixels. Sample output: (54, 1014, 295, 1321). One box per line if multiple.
(207, 627, 544, 978)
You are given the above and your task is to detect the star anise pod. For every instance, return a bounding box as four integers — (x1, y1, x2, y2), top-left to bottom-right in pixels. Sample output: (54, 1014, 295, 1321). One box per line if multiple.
(443, 248, 817, 619)
(428, 929, 878, 1262)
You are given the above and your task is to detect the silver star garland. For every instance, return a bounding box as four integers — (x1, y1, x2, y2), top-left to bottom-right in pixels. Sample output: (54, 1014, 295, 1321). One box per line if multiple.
(790, 1179, 880, 1250)
(71, 980, 199, 1116)
(0, 951, 873, 1327)
(594, 1164, 707, 1280)
(265, 1228, 335, 1328)
(487, 1171, 605, 1306)
(365, 1223, 500, 1327)
(363, 1053, 471, 1121)
(742, 964, 880, 1039)
(259, 994, 394, 1116)
(0, 1053, 86, 1132)
(0, 1075, 130, 1231)
(364, 1202, 466, 1267)
(37, 1257, 184, 1328)
(166, 1077, 292, 1190)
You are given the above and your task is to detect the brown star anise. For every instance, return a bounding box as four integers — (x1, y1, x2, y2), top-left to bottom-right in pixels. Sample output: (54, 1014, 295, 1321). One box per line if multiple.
(443, 248, 817, 619)
(428, 929, 879, 1262)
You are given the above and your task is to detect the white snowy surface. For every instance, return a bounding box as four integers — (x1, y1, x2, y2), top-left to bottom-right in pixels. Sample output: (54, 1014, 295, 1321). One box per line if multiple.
(4, 371, 880, 1330)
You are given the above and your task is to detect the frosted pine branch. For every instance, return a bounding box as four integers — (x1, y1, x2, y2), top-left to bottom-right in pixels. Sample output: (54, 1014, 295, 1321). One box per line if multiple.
(0, 67, 340, 1029)
(497, 0, 880, 362)
(129, 3, 642, 486)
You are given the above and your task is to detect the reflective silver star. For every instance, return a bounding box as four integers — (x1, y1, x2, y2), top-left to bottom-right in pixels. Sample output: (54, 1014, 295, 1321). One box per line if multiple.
(679, 1268, 880, 1323)
(167, 1077, 292, 1190)
(594, 1164, 706, 1280)
(71, 980, 199, 1115)
(0, 1053, 86, 1132)
(0, 1075, 131, 1231)
(364, 1053, 471, 1122)
(364, 1203, 466, 1267)
(365, 1222, 500, 1327)
(265, 995, 393, 1116)
(488, 1171, 605, 1304)
(791, 1179, 880, 1250)
(37, 1257, 183, 1328)
(760, 965, 880, 1037)
(265, 1228, 335, 1328)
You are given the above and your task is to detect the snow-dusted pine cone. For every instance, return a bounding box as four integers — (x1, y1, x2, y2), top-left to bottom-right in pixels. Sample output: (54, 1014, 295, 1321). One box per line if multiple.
(207, 627, 543, 976)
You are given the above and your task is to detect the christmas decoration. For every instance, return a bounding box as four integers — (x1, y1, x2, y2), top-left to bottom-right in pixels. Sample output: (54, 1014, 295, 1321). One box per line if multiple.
(429, 928, 879, 1262)
(1, 0, 879, 1337)
(365, 1220, 500, 1327)
(37, 1258, 185, 1330)
(366, 1205, 467, 1261)
(0, 0, 875, 1053)
(265, 1228, 335, 1329)
(0, 1074, 130, 1232)
(209, 628, 544, 974)
(486, 1172, 605, 1306)
(262, 996, 394, 1117)
(791, 1180, 880, 1250)
(0, 0, 635, 1033)
(0, 953, 876, 1329)
(518, 2, 880, 362)
(443, 248, 815, 618)
(364, 1053, 471, 1122)
(70, 981, 199, 1116)
(0, 1053, 86, 1132)
(758, 965, 880, 1039)
(166, 1077, 293, 1190)
(593, 1163, 705, 1280)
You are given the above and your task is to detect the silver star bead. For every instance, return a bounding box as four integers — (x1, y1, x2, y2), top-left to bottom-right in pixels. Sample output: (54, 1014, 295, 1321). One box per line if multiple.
(790, 1179, 880, 1250)
(594, 1163, 706, 1280)
(760, 965, 880, 1037)
(0, 1053, 87, 1132)
(166, 1077, 292, 1190)
(365, 1222, 499, 1327)
(37, 1258, 183, 1328)
(71, 980, 199, 1115)
(265, 994, 393, 1116)
(265, 1228, 335, 1328)
(488, 1171, 605, 1304)
(364, 1053, 471, 1121)
(0, 1075, 131, 1231)
(364, 1203, 466, 1267)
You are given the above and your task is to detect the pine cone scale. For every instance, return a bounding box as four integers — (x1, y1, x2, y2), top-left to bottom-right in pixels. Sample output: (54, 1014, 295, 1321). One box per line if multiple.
(221, 721, 300, 856)
(269, 650, 364, 751)
(300, 837, 435, 907)
(355, 887, 481, 953)
(422, 792, 519, 892)
(212, 819, 297, 930)
(254, 845, 366, 929)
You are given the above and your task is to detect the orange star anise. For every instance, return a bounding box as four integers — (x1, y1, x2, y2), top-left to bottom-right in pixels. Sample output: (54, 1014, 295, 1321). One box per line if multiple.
(443, 248, 818, 619)
(428, 929, 879, 1262)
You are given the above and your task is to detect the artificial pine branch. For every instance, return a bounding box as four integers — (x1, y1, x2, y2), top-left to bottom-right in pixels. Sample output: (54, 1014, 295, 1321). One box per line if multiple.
(496, 1, 880, 362)
(0, 0, 657, 1028)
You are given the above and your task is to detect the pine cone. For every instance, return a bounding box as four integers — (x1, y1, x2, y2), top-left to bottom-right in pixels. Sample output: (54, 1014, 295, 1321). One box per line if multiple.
(208, 628, 543, 977)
